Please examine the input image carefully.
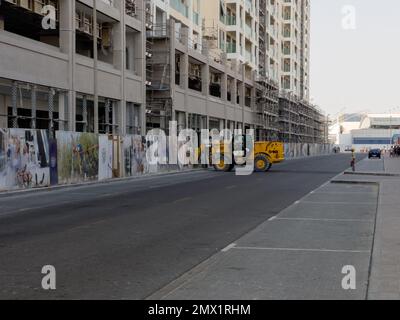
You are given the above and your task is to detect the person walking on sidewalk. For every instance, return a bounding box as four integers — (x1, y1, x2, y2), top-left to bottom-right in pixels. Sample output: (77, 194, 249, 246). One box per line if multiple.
(351, 148, 356, 172)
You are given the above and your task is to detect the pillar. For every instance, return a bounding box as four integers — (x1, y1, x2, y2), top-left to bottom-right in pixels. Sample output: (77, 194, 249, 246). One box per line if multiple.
(82, 95, 88, 132)
(48, 88, 55, 137)
(93, 0, 99, 134)
(59, 0, 76, 132)
(105, 99, 110, 133)
(58, 92, 66, 131)
(31, 85, 37, 129)
(11, 81, 18, 128)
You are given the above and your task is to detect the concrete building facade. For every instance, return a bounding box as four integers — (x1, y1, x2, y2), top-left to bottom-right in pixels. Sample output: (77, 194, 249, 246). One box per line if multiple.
(0, 0, 324, 143)
(0, 0, 146, 137)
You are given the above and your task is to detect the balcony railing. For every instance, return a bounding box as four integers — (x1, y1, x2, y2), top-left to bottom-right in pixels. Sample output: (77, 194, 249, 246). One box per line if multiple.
(245, 50, 253, 63)
(245, 24, 252, 37)
(226, 43, 236, 53)
(192, 11, 199, 25)
(170, 0, 189, 18)
(226, 15, 236, 26)
(245, 0, 253, 13)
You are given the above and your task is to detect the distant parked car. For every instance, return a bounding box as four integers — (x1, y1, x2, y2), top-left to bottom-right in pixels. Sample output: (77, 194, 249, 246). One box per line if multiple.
(368, 149, 382, 159)
(345, 146, 353, 152)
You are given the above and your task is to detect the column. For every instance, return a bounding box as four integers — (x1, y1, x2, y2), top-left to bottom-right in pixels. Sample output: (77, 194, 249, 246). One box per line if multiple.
(31, 85, 37, 129)
(59, 0, 76, 132)
(93, 1, 99, 134)
(82, 95, 88, 132)
(48, 88, 55, 137)
(11, 81, 18, 128)
(105, 99, 110, 133)
(169, 19, 177, 123)
(58, 92, 66, 131)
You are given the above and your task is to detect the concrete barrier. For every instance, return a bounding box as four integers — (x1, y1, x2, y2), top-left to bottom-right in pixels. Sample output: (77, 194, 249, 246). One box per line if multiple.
(284, 143, 334, 160)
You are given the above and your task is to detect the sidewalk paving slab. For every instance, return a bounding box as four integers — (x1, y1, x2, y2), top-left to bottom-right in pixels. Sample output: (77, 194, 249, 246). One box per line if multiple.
(368, 180, 400, 300)
(148, 157, 400, 300)
(383, 156, 400, 174)
(149, 181, 379, 300)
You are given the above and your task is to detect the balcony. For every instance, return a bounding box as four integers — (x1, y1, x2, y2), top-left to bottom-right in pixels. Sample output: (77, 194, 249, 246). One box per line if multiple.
(226, 15, 237, 26)
(226, 43, 236, 53)
(245, 50, 253, 63)
(245, 24, 252, 38)
(192, 11, 199, 25)
(170, 0, 189, 18)
(245, 0, 253, 14)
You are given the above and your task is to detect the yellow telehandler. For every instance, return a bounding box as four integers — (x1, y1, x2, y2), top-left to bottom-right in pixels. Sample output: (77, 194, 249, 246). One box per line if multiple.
(210, 139, 285, 173)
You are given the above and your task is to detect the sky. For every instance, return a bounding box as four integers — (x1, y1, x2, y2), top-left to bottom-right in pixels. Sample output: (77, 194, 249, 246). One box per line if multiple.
(310, 0, 400, 117)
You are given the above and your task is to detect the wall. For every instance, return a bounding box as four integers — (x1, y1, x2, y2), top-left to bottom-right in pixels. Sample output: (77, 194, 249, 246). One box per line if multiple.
(0, 128, 334, 192)
(284, 143, 334, 159)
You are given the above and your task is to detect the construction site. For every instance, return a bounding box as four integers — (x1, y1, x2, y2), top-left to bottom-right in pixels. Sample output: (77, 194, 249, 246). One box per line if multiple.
(0, 0, 327, 143)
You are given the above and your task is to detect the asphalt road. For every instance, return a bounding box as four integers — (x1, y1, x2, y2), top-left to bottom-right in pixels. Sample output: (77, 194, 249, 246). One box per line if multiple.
(0, 153, 365, 299)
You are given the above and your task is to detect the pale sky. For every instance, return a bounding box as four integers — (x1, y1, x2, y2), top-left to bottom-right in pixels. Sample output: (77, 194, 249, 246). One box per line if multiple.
(310, 0, 400, 117)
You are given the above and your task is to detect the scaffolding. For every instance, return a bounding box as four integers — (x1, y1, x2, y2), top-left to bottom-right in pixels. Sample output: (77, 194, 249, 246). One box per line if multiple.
(0, 78, 68, 136)
(254, 73, 280, 141)
(125, 0, 138, 18)
(279, 91, 300, 143)
(146, 17, 173, 132)
(278, 91, 327, 143)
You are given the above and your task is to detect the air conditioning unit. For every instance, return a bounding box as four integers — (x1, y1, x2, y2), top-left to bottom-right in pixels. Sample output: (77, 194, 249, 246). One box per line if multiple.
(83, 16, 92, 35)
(75, 11, 83, 31)
(96, 23, 102, 39)
(18, 0, 32, 10)
(33, 0, 45, 15)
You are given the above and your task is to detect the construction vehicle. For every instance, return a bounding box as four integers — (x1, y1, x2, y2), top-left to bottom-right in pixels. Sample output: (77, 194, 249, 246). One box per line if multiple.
(210, 138, 285, 173)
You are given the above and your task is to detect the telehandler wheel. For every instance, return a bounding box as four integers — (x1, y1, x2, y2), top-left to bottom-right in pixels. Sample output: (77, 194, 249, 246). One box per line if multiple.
(254, 154, 270, 172)
(213, 154, 234, 172)
(266, 163, 273, 172)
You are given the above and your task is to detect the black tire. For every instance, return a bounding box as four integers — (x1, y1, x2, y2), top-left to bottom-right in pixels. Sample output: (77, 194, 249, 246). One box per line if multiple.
(213, 154, 233, 172)
(266, 163, 273, 172)
(254, 154, 270, 172)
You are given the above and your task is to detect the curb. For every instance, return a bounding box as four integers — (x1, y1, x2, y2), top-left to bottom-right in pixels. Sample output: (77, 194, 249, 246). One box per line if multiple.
(331, 180, 379, 186)
(0, 168, 206, 198)
(344, 171, 400, 177)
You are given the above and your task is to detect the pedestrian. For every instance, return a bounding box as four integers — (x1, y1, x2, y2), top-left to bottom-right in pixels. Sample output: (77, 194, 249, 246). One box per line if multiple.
(350, 149, 356, 172)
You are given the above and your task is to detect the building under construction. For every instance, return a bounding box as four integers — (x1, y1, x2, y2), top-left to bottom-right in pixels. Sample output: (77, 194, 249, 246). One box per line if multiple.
(279, 92, 326, 143)
(0, 0, 327, 143)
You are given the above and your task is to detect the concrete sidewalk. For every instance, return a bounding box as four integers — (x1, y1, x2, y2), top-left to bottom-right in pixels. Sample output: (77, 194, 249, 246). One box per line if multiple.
(345, 156, 400, 299)
(149, 156, 400, 300)
(149, 180, 379, 300)
(384, 156, 400, 174)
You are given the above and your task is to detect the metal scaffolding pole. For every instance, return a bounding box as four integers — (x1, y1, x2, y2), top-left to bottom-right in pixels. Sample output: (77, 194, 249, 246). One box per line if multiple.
(82, 95, 88, 132)
(93, 0, 99, 134)
(11, 81, 18, 128)
(31, 85, 37, 129)
(48, 88, 55, 137)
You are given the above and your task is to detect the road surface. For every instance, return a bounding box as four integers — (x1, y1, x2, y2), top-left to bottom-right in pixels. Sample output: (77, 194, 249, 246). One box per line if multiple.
(0, 153, 365, 299)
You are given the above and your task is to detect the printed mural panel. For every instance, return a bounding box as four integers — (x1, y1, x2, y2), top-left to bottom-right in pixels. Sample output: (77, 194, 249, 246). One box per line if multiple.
(56, 131, 99, 184)
(0, 129, 50, 191)
(123, 135, 149, 177)
(99, 135, 113, 181)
